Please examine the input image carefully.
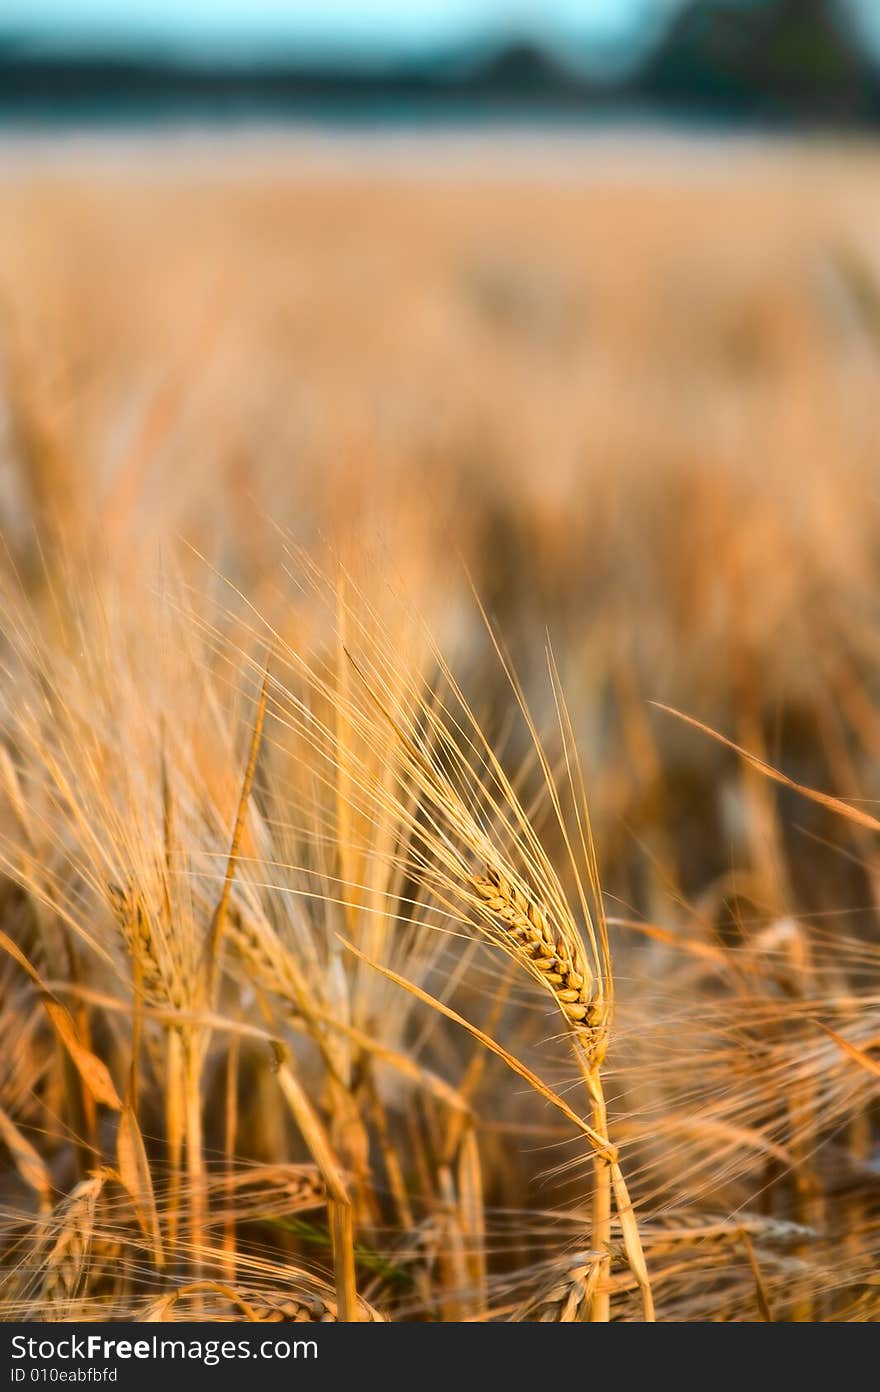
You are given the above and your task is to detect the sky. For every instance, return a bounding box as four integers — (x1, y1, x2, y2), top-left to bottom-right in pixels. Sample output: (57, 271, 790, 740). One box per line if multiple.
(0, 2, 688, 73)
(1, 2, 878, 74)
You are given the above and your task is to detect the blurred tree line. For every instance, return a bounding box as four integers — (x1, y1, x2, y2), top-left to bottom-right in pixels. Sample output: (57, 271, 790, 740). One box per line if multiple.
(639, 0, 879, 121)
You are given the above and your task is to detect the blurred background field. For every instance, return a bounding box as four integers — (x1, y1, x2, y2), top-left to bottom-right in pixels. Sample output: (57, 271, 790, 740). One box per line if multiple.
(3, 2, 880, 1324)
(4, 131, 880, 900)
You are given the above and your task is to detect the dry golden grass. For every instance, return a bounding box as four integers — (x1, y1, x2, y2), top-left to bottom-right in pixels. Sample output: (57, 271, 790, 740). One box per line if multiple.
(1, 134, 880, 1321)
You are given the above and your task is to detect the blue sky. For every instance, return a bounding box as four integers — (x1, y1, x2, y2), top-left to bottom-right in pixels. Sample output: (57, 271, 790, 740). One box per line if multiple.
(0, 2, 687, 71)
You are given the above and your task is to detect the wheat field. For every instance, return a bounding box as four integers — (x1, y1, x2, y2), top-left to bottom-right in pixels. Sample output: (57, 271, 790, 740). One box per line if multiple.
(2, 134, 880, 1322)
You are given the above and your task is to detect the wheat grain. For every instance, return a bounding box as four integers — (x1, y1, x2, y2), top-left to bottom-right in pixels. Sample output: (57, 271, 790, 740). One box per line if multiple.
(139, 1277, 384, 1323)
(39, 1173, 107, 1317)
(470, 865, 606, 1057)
(526, 1254, 603, 1323)
(107, 882, 170, 1006)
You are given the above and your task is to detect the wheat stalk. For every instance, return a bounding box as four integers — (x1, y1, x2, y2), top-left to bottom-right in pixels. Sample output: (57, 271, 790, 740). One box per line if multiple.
(261, 576, 655, 1319)
(466, 865, 627, 1317)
